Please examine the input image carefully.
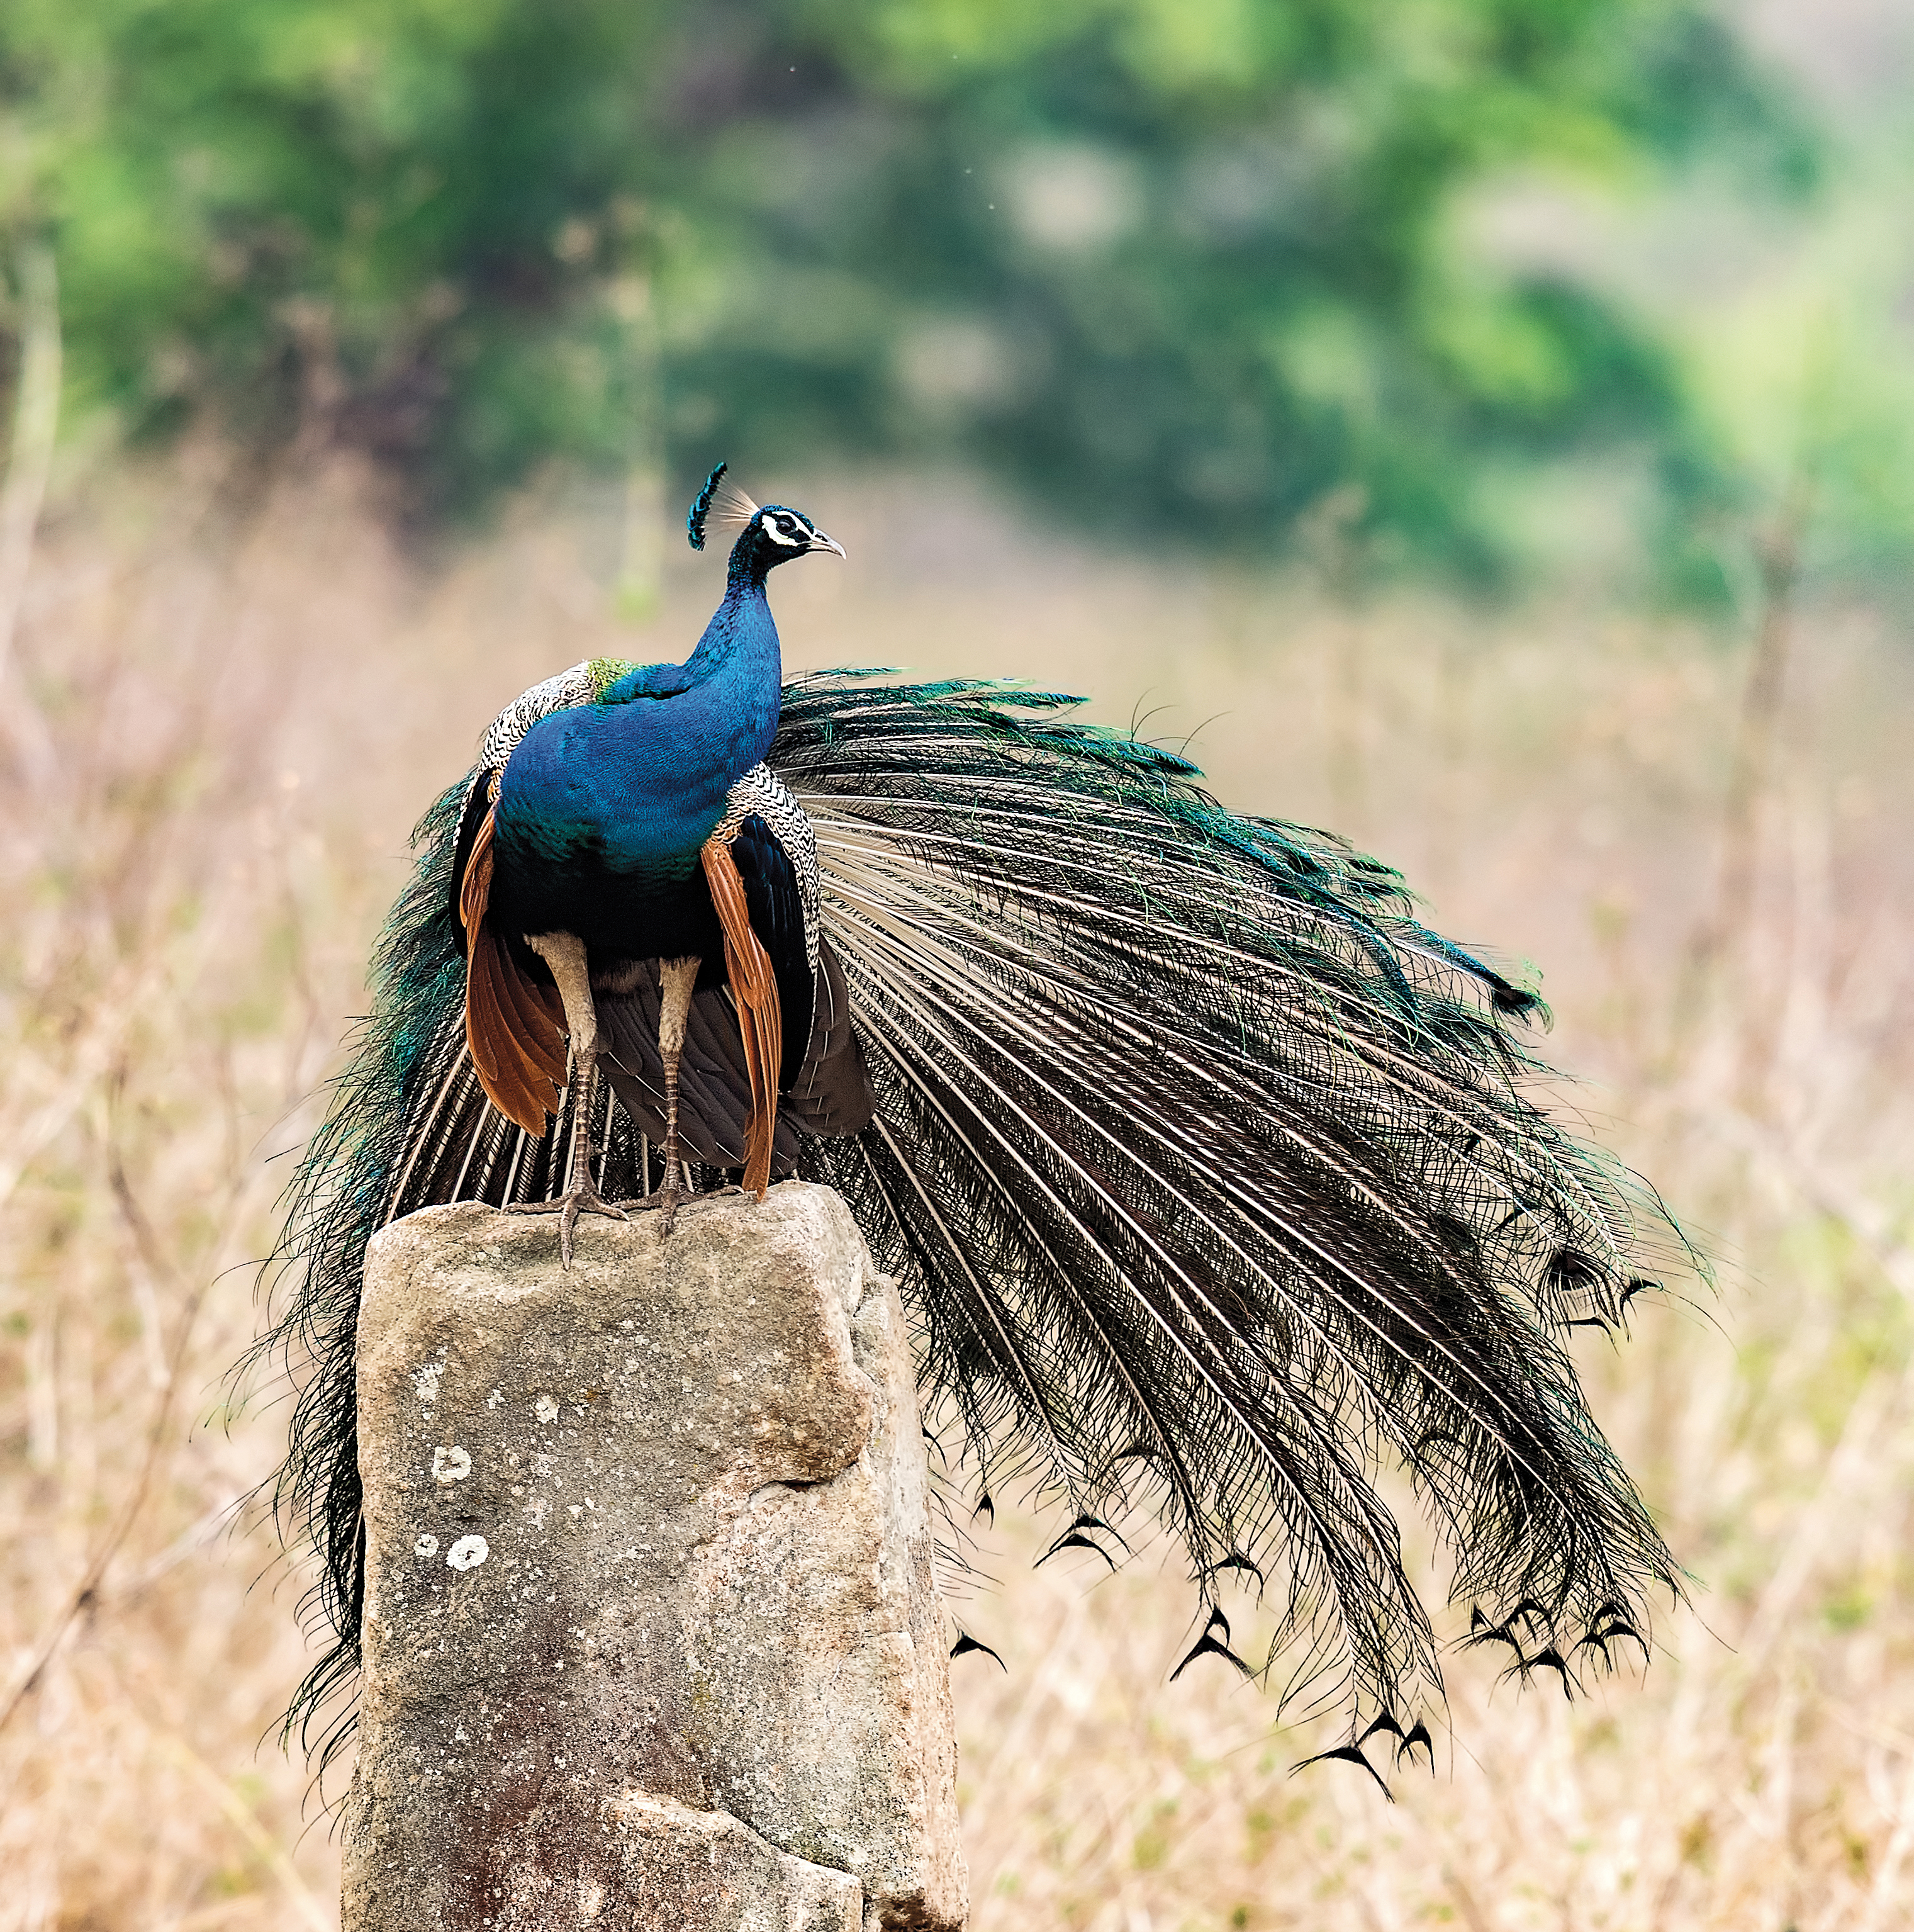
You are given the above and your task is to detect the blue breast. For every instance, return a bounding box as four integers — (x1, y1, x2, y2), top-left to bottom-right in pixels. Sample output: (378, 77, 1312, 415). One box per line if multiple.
(491, 580, 783, 932)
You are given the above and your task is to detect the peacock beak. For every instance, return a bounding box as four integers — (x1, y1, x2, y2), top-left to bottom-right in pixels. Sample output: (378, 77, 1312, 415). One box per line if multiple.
(809, 530, 846, 559)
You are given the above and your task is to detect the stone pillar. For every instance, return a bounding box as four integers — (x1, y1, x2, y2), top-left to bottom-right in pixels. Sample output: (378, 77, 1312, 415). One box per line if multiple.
(342, 1183, 968, 1932)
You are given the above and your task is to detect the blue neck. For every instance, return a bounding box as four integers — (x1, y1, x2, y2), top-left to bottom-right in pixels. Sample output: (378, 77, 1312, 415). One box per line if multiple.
(493, 541, 785, 890)
(600, 556, 783, 776)
(685, 554, 778, 685)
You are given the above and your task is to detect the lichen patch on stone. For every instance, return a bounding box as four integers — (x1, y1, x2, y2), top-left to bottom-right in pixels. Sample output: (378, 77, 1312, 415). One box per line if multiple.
(432, 1445, 473, 1485)
(446, 1534, 490, 1571)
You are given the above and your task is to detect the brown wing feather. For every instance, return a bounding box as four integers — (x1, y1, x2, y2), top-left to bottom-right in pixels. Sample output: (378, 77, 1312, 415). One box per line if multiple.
(461, 795, 567, 1135)
(700, 836, 782, 1198)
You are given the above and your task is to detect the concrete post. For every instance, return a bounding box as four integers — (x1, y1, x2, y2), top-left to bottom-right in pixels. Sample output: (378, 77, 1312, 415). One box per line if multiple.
(342, 1183, 968, 1932)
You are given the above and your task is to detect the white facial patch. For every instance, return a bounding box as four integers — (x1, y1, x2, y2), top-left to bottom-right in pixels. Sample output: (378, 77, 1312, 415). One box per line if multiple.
(759, 513, 809, 547)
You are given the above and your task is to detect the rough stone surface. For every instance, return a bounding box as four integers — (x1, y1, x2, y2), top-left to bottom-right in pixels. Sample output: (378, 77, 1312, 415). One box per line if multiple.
(342, 1182, 967, 1932)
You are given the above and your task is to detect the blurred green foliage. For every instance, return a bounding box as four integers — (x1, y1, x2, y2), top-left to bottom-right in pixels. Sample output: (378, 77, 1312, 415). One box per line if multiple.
(0, 0, 1823, 582)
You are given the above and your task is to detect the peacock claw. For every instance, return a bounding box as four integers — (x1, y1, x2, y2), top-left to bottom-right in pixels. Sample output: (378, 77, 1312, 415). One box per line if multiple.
(509, 1185, 628, 1268)
(630, 1186, 688, 1235)
(630, 1180, 759, 1237)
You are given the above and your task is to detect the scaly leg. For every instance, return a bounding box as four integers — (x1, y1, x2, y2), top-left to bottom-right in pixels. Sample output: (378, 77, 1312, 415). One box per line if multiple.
(510, 930, 627, 1266)
(632, 955, 700, 1234)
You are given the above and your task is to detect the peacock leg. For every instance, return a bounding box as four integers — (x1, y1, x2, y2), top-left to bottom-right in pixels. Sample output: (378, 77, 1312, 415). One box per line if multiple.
(510, 930, 628, 1266)
(631, 955, 700, 1234)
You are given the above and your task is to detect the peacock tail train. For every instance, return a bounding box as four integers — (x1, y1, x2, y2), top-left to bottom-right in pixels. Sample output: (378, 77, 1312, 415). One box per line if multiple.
(257, 671, 1694, 1774)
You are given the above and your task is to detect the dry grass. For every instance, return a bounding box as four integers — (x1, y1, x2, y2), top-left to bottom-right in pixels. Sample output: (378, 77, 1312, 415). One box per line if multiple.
(0, 456, 1908, 1930)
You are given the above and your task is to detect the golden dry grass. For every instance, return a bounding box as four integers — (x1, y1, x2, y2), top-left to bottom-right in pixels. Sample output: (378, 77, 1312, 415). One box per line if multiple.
(0, 456, 1908, 1930)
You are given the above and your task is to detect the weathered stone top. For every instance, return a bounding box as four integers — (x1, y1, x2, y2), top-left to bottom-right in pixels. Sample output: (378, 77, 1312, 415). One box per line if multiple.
(345, 1182, 967, 1932)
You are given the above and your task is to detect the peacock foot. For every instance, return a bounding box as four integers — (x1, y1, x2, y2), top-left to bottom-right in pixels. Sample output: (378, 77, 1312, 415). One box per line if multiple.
(629, 1180, 763, 1236)
(509, 1184, 629, 1269)
(629, 1184, 693, 1236)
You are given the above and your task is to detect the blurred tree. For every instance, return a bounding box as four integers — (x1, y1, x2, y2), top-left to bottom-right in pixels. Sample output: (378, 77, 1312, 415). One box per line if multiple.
(0, 0, 1815, 583)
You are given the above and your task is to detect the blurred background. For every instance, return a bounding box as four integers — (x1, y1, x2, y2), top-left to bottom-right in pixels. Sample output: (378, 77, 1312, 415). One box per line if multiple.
(0, 2, 1911, 1926)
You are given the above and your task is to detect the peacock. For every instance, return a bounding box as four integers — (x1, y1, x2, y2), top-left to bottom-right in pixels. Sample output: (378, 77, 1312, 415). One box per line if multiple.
(261, 463, 1694, 1778)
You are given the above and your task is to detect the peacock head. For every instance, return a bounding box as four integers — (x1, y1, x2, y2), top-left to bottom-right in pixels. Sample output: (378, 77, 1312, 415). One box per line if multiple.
(686, 461, 844, 578)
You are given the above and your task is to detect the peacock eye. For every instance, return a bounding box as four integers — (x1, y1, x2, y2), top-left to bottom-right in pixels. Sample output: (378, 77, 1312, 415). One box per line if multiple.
(758, 508, 809, 547)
